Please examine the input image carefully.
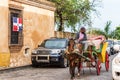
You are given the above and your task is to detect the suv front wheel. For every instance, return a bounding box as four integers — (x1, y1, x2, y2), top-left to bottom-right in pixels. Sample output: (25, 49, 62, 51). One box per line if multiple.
(60, 58, 68, 68)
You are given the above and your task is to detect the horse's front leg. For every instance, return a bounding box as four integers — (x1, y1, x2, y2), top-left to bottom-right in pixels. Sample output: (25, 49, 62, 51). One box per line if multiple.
(69, 61, 75, 80)
(77, 59, 81, 77)
(70, 67, 75, 80)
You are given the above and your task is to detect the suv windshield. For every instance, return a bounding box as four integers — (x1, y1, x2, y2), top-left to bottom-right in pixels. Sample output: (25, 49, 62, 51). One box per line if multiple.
(45, 40, 66, 49)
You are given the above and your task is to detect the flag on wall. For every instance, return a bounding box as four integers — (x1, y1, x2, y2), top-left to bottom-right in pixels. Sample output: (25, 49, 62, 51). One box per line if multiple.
(13, 17, 23, 32)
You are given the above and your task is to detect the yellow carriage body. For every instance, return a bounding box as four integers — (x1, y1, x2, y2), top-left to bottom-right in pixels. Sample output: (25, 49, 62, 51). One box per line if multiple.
(98, 42, 108, 63)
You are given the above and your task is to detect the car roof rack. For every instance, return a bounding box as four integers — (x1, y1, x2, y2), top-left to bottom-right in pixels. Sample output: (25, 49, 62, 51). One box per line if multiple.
(50, 37, 58, 39)
(50, 37, 67, 39)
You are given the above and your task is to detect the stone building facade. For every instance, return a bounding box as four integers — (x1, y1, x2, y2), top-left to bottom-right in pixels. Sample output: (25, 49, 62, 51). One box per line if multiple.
(0, 0, 55, 68)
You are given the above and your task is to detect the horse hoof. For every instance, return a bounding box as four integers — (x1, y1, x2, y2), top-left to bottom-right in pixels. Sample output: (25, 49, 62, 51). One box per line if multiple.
(71, 78, 75, 80)
(71, 77, 75, 80)
(77, 73, 80, 77)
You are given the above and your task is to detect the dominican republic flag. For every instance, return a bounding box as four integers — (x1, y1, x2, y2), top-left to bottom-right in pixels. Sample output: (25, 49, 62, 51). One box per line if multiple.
(13, 17, 22, 32)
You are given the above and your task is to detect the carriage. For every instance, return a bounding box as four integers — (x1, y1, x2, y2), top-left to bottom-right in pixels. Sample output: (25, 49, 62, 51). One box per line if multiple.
(65, 38, 109, 79)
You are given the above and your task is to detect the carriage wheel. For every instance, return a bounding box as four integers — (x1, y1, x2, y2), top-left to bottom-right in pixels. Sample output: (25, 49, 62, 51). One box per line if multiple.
(96, 58, 101, 75)
(105, 51, 109, 71)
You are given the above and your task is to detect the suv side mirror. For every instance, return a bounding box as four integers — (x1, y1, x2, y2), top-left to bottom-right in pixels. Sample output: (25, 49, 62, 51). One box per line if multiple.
(38, 42, 45, 47)
(38, 40, 45, 47)
(38, 44, 41, 47)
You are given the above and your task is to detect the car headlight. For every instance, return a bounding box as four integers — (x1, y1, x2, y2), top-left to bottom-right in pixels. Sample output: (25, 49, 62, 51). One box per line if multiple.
(32, 50, 37, 54)
(114, 57, 120, 65)
(51, 50, 61, 53)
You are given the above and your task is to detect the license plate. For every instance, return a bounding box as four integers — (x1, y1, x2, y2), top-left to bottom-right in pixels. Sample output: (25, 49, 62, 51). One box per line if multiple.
(36, 55, 49, 62)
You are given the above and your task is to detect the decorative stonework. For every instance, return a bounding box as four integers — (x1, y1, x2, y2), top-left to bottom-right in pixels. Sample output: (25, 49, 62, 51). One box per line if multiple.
(11, 0, 56, 11)
(29, 0, 55, 6)
(9, 4, 24, 10)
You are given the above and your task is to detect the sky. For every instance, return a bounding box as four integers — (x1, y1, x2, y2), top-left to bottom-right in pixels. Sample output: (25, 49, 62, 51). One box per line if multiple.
(92, 0, 120, 31)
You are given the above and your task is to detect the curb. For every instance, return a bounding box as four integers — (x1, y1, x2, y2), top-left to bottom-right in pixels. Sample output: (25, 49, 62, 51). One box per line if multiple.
(0, 65, 31, 73)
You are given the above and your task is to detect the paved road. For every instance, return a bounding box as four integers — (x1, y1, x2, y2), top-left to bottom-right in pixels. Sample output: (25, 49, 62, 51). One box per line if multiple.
(0, 54, 117, 80)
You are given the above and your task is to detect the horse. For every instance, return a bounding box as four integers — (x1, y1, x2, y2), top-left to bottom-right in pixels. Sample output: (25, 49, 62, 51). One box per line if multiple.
(66, 38, 81, 80)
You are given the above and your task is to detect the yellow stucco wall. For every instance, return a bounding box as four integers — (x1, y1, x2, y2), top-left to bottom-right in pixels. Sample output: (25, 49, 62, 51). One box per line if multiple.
(0, 0, 55, 68)
(0, 0, 9, 53)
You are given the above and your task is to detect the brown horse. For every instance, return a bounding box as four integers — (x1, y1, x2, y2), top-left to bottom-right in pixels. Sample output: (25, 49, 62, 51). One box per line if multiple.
(67, 38, 81, 80)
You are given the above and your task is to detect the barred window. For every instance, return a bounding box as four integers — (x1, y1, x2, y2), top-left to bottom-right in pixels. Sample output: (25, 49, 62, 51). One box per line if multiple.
(9, 8, 23, 46)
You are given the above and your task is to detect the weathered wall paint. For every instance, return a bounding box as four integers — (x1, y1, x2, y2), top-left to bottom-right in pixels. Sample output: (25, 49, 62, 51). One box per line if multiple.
(0, 0, 55, 68)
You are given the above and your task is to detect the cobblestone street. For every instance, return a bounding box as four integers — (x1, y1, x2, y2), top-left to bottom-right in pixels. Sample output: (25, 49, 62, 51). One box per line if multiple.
(0, 54, 115, 80)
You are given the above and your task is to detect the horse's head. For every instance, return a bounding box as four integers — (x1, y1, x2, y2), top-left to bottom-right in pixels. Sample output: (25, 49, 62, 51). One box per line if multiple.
(68, 38, 75, 53)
